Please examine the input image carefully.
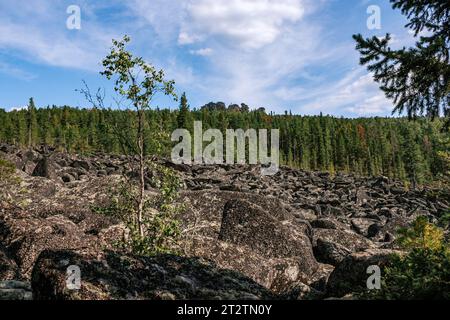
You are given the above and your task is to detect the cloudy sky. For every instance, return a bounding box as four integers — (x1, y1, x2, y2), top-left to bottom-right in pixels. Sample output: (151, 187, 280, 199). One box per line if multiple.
(0, 0, 418, 116)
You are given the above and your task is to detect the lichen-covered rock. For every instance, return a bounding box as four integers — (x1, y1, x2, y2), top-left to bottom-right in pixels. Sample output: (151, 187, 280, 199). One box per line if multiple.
(179, 190, 292, 238)
(313, 239, 352, 266)
(32, 157, 57, 180)
(187, 236, 317, 294)
(311, 218, 347, 230)
(326, 249, 403, 297)
(0, 245, 19, 280)
(0, 144, 447, 300)
(0, 280, 32, 300)
(31, 249, 277, 300)
(0, 214, 99, 278)
(219, 199, 315, 260)
(312, 229, 375, 253)
(351, 218, 380, 237)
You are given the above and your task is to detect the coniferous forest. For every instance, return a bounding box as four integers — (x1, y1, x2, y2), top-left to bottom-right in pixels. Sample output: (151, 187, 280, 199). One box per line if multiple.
(0, 100, 448, 186)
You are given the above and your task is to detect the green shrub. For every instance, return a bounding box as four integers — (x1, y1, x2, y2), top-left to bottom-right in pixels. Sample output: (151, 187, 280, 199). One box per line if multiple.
(366, 217, 450, 300)
(438, 210, 450, 230)
(397, 216, 445, 251)
(0, 158, 20, 201)
(375, 247, 450, 299)
(92, 162, 183, 256)
(0, 158, 15, 181)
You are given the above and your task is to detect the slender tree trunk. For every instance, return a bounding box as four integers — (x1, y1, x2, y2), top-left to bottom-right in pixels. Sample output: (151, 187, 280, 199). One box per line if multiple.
(137, 108, 145, 238)
(28, 125, 32, 149)
(27, 109, 32, 149)
(412, 169, 417, 190)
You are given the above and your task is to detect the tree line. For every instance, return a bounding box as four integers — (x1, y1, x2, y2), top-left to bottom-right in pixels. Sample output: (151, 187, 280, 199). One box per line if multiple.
(0, 99, 448, 186)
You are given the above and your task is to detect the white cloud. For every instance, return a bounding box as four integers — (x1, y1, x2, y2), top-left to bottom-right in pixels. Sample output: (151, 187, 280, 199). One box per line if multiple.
(8, 105, 28, 112)
(178, 32, 203, 45)
(291, 69, 393, 116)
(125, 0, 323, 110)
(346, 93, 391, 116)
(0, 22, 103, 70)
(0, 1, 119, 71)
(0, 0, 397, 116)
(181, 0, 306, 49)
(0, 62, 36, 81)
(189, 48, 214, 56)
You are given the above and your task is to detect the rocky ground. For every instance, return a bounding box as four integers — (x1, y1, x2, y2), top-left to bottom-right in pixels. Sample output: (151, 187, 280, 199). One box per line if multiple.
(0, 143, 448, 300)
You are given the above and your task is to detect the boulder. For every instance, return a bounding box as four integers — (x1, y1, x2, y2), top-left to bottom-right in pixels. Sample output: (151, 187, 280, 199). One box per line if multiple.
(70, 160, 92, 172)
(22, 161, 37, 175)
(351, 218, 380, 237)
(0, 214, 99, 278)
(61, 173, 76, 183)
(0, 245, 19, 280)
(326, 249, 402, 297)
(313, 239, 352, 266)
(32, 157, 57, 180)
(179, 190, 292, 238)
(0, 280, 32, 300)
(311, 218, 346, 230)
(31, 249, 277, 300)
(312, 229, 374, 253)
(188, 236, 317, 294)
(219, 199, 314, 260)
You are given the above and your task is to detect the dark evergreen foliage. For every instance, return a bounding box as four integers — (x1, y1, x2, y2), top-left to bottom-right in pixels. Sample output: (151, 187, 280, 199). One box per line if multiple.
(0, 104, 448, 185)
(353, 0, 449, 121)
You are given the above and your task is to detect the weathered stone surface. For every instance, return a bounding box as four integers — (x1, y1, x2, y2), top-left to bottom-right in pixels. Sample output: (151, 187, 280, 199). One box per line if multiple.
(313, 239, 352, 266)
(311, 218, 346, 230)
(351, 218, 379, 237)
(31, 249, 276, 300)
(312, 229, 374, 253)
(187, 236, 317, 294)
(32, 157, 57, 180)
(0, 214, 99, 278)
(179, 190, 292, 238)
(61, 173, 75, 183)
(70, 160, 92, 172)
(0, 245, 18, 280)
(0, 280, 32, 300)
(0, 144, 447, 300)
(219, 199, 314, 260)
(326, 249, 403, 297)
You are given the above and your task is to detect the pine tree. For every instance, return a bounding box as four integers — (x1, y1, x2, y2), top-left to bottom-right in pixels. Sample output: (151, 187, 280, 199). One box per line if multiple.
(353, 0, 449, 122)
(177, 92, 190, 129)
(27, 98, 38, 148)
(401, 122, 426, 189)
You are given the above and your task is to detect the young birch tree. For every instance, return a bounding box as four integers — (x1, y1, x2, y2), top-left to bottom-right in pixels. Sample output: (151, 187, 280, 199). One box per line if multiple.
(100, 36, 177, 237)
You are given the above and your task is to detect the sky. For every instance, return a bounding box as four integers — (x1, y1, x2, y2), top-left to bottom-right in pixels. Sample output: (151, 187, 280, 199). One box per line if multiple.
(0, 0, 420, 116)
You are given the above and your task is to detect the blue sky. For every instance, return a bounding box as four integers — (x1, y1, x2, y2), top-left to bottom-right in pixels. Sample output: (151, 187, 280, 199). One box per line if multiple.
(0, 0, 419, 116)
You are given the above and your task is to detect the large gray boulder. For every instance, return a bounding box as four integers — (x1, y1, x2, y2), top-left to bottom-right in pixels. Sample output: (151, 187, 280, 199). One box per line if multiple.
(326, 249, 403, 297)
(219, 199, 314, 260)
(32, 156, 57, 180)
(313, 239, 352, 266)
(0, 245, 19, 281)
(31, 249, 277, 300)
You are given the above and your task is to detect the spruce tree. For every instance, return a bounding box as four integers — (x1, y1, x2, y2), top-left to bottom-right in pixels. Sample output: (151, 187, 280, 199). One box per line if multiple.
(27, 98, 38, 148)
(353, 0, 449, 122)
(176, 92, 190, 129)
(402, 122, 426, 189)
